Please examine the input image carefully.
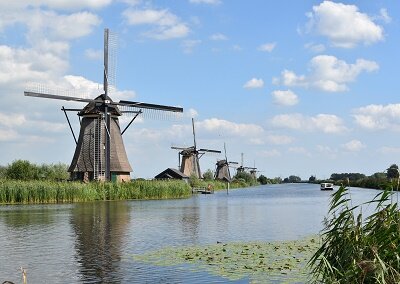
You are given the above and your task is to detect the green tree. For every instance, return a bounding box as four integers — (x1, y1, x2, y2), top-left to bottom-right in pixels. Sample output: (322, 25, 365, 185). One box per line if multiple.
(257, 174, 268, 185)
(234, 171, 257, 185)
(288, 175, 301, 183)
(6, 160, 39, 180)
(202, 169, 214, 181)
(387, 164, 399, 179)
(308, 175, 316, 182)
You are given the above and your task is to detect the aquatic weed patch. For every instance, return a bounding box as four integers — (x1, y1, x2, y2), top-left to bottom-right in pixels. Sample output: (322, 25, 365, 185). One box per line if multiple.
(133, 237, 319, 283)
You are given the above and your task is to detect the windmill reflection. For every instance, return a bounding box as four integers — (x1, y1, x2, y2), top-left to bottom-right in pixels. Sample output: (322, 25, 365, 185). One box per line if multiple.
(70, 201, 131, 283)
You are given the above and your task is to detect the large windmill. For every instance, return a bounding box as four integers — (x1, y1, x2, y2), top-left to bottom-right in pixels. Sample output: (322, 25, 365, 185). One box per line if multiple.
(24, 28, 183, 182)
(171, 118, 221, 179)
(214, 143, 238, 182)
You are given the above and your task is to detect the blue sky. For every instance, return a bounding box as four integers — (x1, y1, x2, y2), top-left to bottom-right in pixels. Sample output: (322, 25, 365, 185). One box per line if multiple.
(0, 0, 399, 180)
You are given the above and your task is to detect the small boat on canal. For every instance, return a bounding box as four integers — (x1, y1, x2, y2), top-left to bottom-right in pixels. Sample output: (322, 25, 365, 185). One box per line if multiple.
(320, 182, 334, 190)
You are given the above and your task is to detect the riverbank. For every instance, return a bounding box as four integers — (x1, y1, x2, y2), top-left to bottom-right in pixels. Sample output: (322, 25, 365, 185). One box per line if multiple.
(0, 179, 191, 204)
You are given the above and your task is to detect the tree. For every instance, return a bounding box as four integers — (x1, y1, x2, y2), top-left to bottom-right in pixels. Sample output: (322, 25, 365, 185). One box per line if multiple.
(386, 164, 399, 179)
(6, 160, 39, 180)
(287, 175, 301, 183)
(202, 169, 214, 181)
(308, 175, 316, 182)
(257, 174, 269, 185)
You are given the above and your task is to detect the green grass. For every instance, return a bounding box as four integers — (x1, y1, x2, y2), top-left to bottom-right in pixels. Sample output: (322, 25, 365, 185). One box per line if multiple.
(308, 185, 400, 283)
(0, 179, 191, 204)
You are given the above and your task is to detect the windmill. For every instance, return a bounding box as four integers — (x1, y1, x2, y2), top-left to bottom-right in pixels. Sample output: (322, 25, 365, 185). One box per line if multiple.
(171, 118, 221, 179)
(214, 143, 238, 182)
(24, 28, 183, 182)
(236, 153, 257, 176)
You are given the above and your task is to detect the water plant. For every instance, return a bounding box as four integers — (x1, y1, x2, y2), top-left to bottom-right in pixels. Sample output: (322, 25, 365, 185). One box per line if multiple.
(0, 180, 191, 204)
(308, 185, 400, 283)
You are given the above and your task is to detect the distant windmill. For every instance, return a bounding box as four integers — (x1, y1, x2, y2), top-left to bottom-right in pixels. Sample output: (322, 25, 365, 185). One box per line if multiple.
(171, 118, 221, 178)
(24, 28, 183, 182)
(236, 153, 257, 175)
(214, 143, 238, 182)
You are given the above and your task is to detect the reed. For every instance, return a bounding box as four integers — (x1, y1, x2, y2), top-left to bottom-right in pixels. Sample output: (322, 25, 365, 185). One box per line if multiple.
(0, 179, 191, 204)
(308, 185, 400, 283)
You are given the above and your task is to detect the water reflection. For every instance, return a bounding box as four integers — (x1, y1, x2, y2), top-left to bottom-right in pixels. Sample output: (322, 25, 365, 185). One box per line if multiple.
(179, 197, 200, 243)
(70, 201, 131, 283)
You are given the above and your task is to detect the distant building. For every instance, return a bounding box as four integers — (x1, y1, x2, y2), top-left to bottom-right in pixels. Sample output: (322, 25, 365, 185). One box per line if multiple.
(154, 168, 189, 182)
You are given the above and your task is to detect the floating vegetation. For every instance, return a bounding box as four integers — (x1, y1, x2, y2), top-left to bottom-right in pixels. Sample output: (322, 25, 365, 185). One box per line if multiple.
(133, 237, 320, 283)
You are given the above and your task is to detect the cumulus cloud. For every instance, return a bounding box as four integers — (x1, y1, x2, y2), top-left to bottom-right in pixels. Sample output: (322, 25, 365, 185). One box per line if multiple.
(270, 113, 348, 134)
(258, 42, 276, 52)
(304, 42, 325, 53)
(341, 139, 365, 152)
(266, 134, 294, 145)
(123, 8, 189, 40)
(272, 90, 299, 106)
(306, 1, 384, 48)
(353, 104, 400, 131)
(260, 149, 281, 157)
(210, 33, 228, 41)
(273, 55, 378, 92)
(198, 118, 264, 138)
(243, 78, 264, 89)
(0, 0, 112, 11)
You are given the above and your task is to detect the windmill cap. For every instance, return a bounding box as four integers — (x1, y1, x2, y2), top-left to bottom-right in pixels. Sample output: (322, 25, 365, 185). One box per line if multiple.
(78, 94, 122, 116)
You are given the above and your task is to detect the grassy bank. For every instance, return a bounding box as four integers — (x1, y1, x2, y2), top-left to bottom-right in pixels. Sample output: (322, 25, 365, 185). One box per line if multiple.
(0, 179, 191, 204)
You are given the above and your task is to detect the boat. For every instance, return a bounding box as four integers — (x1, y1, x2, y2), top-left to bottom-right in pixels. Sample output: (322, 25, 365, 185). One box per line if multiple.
(320, 182, 334, 190)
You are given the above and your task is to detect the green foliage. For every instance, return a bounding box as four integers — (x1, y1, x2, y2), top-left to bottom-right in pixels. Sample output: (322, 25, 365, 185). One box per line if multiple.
(309, 175, 316, 182)
(283, 175, 301, 183)
(3, 160, 69, 181)
(330, 172, 366, 182)
(5, 160, 39, 180)
(0, 179, 191, 204)
(309, 185, 400, 283)
(257, 174, 269, 185)
(386, 164, 399, 179)
(233, 171, 258, 186)
(202, 169, 214, 181)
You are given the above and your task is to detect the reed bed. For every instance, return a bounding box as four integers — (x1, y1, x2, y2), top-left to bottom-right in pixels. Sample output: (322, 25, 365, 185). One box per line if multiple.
(0, 180, 191, 204)
(309, 186, 400, 283)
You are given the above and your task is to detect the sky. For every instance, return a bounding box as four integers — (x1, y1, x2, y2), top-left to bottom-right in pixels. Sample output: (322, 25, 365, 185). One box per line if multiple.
(0, 0, 399, 180)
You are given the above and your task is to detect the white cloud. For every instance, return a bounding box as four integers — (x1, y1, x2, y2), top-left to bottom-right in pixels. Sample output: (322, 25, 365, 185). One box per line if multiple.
(243, 78, 264, 89)
(266, 134, 294, 145)
(306, 1, 384, 48)
(272, 90, 299, 106)
(198, 118, 264, 138)
(260, 149, 281, 157)
(378, 8, 391, 24)
(304, 42, 325, 53)
(85, 48, 103, 60)
(123, 8, 189, 40)
(182, 39, 201, 54)
(288, 147, 310, 156)
(186, 108, 199, 118)
(270, 113, 347, 134)
(0, 0, 112, 11)
(258, 42, 276, 52)
(341, 139, 365, 152)
(210, 33, 228, 41)
(189, 0, 221, 5)
(273, 55, 378, 92)
(0, 113, 26, 127)
(0, 129, 18, 141)
(353, 104, 400, 131)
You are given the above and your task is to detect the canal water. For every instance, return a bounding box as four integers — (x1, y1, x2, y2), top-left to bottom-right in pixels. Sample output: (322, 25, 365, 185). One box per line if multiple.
(0, 184, 384, 283)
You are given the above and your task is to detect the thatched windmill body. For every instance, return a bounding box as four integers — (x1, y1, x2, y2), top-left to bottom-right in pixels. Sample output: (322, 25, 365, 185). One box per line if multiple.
(25, 28, 183, 182)
(214, 143, 238, 182)
(235, 153, 257, 176)
(172, 118, 221, 179)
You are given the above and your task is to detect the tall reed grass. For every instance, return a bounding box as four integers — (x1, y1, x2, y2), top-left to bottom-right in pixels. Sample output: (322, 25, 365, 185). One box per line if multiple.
(0, 180, 191, 204)
(309, 185, 400, 283)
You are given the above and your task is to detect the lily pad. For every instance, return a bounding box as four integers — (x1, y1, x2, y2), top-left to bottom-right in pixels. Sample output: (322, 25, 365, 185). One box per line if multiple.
(133, 236, 320, 283)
